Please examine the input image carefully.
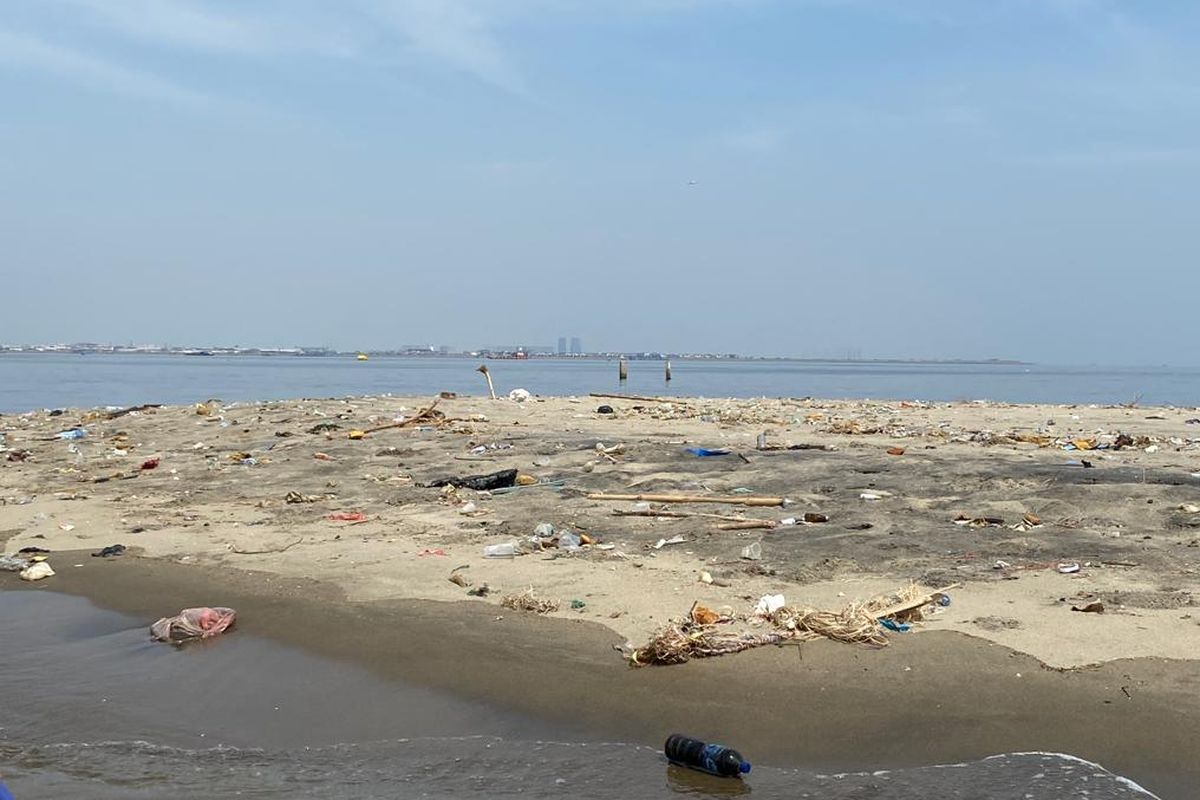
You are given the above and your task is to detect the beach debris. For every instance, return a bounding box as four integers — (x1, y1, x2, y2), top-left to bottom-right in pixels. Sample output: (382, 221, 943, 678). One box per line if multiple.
(6, 449, 33, 462)
(754, 594, 786, 615)
(718, 519, 777, 531)
(308, 422, 340, 434)
(285, 491, 336, 504)
(19, 562, 55, 581)
(140, 457, 160, 470)
(92, 544, 126, 558)
(476, 365, 498, 400)
(354, 399, 444, 437)
(665, 734, 751, 779)
(690, 603, 722, 625)
(1057, 562, 1081, 574)
(588, 492, 789, 508)
(653, 535, 686, 550)
(423, 468, 518, 491)
(953, 514, 1005, 528)
(1072, 601, 1105, 613)
(686, 447, 731, 457)
(740, 542, 763, 560)
(508, 388, 531, 402)
(150, 607, 237, 644)
(886, 447, 905, 456)
(348, 430, 366, 440)
(467, 584, 491, 597)
(570, 599, 586, 610)
(0, 555, 30, 572)
(458, 501, 478, 515)
(328, 512, 368, 522)
(448, 570, 471, 587)
(55, 427, 87, 440)
(557, 530, 582, 551)
(501, 587, 559, 614)
(597, 405, 615, 414)
(630, 584, 955, 666)
(483, 541, 519, 558)
(860, 493, 884, 501)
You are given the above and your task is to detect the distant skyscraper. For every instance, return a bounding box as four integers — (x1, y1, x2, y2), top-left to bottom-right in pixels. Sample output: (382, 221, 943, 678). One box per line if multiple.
(557, 336, 567, 355)
(570, 337, 582, 355)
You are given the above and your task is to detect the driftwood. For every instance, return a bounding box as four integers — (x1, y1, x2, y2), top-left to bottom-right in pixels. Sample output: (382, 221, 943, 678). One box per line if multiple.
(229, 538, 303, 555)
(589, 492, 787, 508)
(588, 392, 684, 404)
(716, 519, 777, 530)
(105, 403, 162, 420)
(359, 399, 440, 435)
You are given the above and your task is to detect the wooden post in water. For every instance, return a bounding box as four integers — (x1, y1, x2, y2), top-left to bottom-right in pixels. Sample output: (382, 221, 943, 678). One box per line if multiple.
(618, 359, 628, 382)
(664, 360, 672, 382)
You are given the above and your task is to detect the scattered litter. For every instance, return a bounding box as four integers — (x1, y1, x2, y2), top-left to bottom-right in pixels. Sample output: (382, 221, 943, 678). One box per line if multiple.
(0, 555, 30, 572)
(653, 535, 686, 550)
(467, 584, 491, 597)
(19, 562, 55, 581)
(423, 469, 518, 491)
(483, 541, 518, 558)
(92, 544, 126, 558)
(570, 599, 586, 610)
(597, 405, 615, 414)
(56, 428, 87, 440)
(313, 452, 335, 461)
(150, 607, 237, 643)
(1072, 601, 1105, 613)
(140, 458, 160, 470)
(886, 447, 905, 456)
(58, 523, 75, 531)
(328, 512, 368, 522)
(691, 603, 722, 625)
(448, 571, 471, 587)
(417, 548, 447, 557)
(953, 515, 1005, 528)
(803, 512, 829, 524)
(686, 447, 731, 457)
(458, 502, 478, 515)
(501, 587, 558, 613)
(1057, 562, 1081, 574)
(557, 530, 582, 550)
(879, 618, 910, 632)
(740, 542, 763, 561)
(754, 594, 786, 615)
(509, 389, 532, 402)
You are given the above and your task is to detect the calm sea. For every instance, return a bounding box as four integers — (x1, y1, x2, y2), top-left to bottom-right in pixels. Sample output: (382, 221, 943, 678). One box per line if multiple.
(2, 353, 1199, 413)
(0, 592, 1163, 799)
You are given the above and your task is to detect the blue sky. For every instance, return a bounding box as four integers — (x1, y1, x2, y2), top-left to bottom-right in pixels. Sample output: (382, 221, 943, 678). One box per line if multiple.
(2, 1, 1197, 362)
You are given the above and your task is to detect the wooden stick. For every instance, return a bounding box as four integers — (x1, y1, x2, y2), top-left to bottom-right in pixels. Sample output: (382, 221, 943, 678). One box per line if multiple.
(872, 584, 960, 619)
(588, 392, 682, 404)
(360, 398, 440, 435)
(613, 509, 750, 522)
(476, 365, 497, 400)
(716, 519, 777, 530)
(588, 492, 787, 507)
(618, 359, 628, 381)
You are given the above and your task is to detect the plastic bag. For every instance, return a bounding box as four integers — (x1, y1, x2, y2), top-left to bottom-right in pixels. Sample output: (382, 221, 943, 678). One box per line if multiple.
(150, 607, 237, 643)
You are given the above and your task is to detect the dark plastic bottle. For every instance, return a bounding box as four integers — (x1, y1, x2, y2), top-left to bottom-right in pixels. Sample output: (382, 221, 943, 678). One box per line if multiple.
(664, 734, 751, 778)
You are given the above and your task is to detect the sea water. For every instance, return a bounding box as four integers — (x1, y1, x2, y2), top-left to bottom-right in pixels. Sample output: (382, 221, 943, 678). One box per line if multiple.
(2, 353, 1200, 413)
(0, 592, 1164, 799)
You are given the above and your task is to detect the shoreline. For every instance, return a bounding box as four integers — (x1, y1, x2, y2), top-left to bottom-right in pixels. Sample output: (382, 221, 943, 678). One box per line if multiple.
(5, 554, 1193, 797)
(4, 393, 1200, 796)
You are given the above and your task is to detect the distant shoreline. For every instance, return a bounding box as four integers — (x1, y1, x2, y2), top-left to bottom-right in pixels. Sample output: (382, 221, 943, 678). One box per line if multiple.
(0, 349, 1031, 366)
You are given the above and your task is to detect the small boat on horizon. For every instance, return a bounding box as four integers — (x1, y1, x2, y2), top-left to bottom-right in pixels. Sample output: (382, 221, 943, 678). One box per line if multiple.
(356, 353, 369, 361)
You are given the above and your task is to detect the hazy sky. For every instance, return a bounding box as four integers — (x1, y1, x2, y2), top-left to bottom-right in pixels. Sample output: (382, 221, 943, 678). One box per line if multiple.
(2, 1, 1197, 362)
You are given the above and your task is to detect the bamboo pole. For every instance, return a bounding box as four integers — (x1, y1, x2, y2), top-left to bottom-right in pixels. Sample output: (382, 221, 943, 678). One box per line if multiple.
(588, 492, 788, 507)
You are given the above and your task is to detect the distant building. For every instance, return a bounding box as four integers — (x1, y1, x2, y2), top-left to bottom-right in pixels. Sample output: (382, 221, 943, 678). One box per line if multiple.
(570, 337, 582, 355)
(557, 337, 567, 355)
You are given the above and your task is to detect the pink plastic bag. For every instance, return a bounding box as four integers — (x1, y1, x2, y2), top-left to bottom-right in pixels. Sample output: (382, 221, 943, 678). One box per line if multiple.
(150, 607, 237, 643)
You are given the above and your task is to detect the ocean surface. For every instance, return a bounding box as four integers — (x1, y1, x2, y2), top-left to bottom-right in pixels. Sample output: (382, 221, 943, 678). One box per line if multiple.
(0, 591, 1165, 799)
(2, 353, 1200, 414)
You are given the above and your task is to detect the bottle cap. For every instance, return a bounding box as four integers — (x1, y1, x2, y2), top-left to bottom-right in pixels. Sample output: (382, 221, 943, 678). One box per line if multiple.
(739, 762, 751, 774)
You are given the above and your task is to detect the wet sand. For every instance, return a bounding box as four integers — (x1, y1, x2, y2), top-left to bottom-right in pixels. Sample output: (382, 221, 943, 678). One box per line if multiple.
(4, 394, 1200, 796)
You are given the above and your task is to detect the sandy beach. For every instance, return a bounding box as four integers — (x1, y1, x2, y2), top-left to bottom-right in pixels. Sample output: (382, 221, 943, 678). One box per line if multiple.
(4, 392, 1200, 794)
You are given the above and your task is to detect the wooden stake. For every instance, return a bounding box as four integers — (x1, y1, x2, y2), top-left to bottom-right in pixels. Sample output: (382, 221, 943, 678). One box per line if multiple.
(476, 365, 497, 400)
(664, 360, 672, 381)
(588, 492, 787, 507)
(618, 358, 628, 381)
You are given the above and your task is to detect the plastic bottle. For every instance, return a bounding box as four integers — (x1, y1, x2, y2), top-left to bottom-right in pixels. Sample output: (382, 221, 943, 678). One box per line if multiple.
(482, 542, 517, 558)
(664, 734, 751, 778)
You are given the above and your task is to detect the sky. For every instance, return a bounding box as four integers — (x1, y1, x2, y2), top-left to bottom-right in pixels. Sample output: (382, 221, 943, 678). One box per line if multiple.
(1, 0, 1198, 363)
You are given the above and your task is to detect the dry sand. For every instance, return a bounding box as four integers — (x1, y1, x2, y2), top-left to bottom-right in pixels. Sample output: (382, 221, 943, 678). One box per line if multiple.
(3, 393, 1200, 793)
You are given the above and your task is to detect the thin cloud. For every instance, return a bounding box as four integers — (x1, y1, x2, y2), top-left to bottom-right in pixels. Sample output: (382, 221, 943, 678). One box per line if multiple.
(0, 28, 208, 108)
(1018, 146, 1200, 168)
(363, 0, 528, 95)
